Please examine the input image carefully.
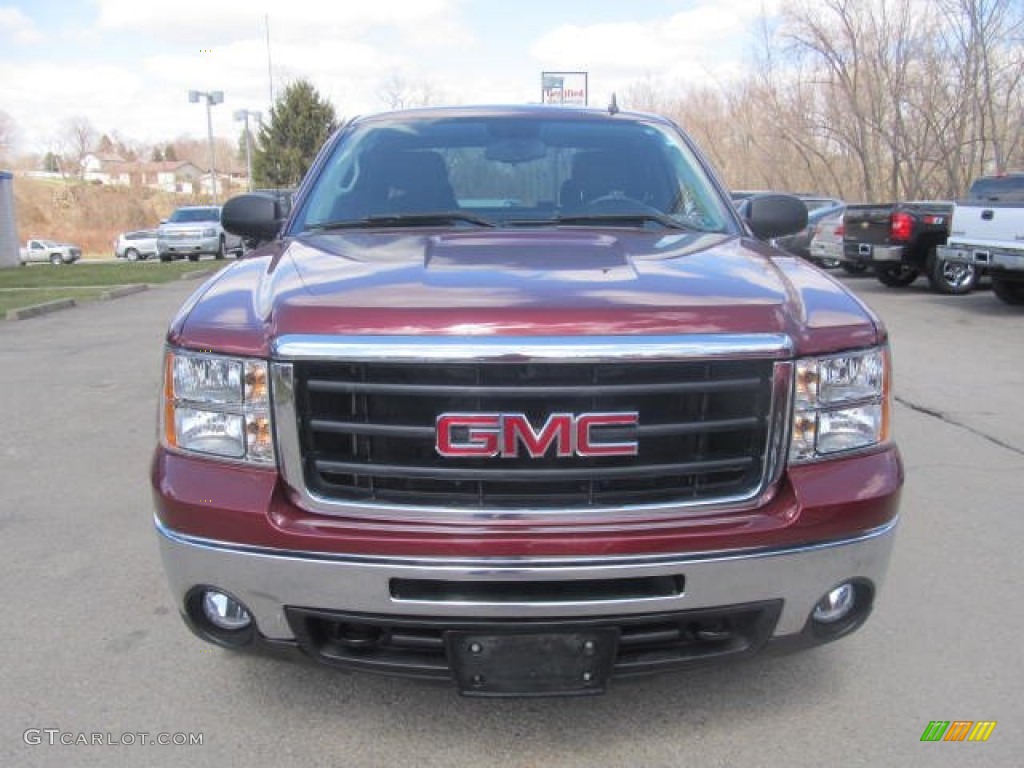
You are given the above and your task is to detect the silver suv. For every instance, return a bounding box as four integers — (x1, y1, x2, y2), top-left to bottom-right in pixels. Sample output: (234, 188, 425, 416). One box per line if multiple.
(157, 206, 242, 262)
(114, 229, 158, 261)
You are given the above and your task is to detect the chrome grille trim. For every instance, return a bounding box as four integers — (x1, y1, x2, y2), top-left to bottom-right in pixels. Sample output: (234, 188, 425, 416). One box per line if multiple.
(273, 334, 794, 362)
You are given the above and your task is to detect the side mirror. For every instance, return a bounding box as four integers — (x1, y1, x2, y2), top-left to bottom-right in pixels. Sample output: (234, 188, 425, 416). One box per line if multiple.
(742, 194, 808, 240)
(222, 193, 287, 242)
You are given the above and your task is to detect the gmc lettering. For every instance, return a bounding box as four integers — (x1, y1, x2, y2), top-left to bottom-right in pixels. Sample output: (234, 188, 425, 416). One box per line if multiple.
(436, 412, 639, 458)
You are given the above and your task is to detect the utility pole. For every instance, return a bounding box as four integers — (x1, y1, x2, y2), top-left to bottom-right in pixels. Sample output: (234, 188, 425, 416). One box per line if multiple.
(234, 109, 262, 192)
(188, 89, 224, 203)
(265, 15, 275, 108)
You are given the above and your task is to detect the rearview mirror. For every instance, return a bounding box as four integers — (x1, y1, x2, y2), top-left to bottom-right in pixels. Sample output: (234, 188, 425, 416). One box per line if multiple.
(484, 138, 548, 164)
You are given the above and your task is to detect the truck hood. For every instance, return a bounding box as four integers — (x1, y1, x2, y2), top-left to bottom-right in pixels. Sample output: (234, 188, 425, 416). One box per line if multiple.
(170, 229, 882, 357)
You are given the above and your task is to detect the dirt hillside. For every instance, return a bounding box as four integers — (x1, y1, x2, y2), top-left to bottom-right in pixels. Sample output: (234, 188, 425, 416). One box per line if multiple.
(11, 177, 215, 257)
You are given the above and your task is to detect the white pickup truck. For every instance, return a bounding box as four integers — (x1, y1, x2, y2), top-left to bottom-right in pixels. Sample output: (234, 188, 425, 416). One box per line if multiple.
(18, 238, 82, 265)
(936, 174, 1024, 305)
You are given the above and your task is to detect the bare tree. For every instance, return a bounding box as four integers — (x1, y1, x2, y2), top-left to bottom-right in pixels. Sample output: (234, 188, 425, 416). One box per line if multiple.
(937, 0, 1024, 177)
(619, 0, 1022, 203)
(167, 135, 238, 170)
(377, 72, 444, 110)
(0, 110, 17, 164)
(60, 116, 99, 178)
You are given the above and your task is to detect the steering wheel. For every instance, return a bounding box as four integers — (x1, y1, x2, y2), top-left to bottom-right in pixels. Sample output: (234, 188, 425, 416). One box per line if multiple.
(585, 194, 662, 215)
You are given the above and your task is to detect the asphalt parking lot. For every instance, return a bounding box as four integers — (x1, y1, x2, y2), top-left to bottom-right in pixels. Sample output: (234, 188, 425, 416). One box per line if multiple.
(1, 269, 1021, 767)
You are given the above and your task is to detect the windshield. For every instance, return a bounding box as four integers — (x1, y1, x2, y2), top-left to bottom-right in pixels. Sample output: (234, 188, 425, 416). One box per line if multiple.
(169, 207, 220, 223)
(292, 114, 733, 234)
(968, 176, 1024, 202)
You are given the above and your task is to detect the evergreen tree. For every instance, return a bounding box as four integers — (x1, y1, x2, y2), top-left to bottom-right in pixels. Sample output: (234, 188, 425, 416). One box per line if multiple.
(151, 145, 165, 162)
(253, 79, 338, 187)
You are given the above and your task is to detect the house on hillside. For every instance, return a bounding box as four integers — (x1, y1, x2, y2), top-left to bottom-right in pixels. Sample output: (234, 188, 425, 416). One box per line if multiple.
(129, 161, 204, 193)
(81, 152, 131, 185)
(80, 154, 205, 193)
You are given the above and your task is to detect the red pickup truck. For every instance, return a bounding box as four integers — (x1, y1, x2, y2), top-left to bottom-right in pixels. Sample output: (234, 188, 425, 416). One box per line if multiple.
(152, 105, 901, 697)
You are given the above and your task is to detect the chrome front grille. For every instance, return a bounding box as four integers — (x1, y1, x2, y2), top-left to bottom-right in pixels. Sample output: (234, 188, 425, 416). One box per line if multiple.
(164, 229, 202, 240)
(271, 335, 792, 519)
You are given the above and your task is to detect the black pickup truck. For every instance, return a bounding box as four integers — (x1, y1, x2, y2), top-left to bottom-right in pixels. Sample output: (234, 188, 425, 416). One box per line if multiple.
(841, 202, 969, 293)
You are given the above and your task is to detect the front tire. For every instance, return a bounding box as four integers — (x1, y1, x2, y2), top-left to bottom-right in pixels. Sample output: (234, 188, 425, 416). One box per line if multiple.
(49, 253, 62, 266)
(125, 248, 139, 262)
(188, 253, 200, 262)
(992, 276, 1024, 305)
(214, 236, 226, 260)
(875, 264, 919, 287)
(927, 252, 975, 295)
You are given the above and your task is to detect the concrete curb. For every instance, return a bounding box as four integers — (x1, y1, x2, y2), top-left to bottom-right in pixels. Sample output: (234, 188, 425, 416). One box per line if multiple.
(7, 298, 77, 320)
(6, 281, 160, 320)
(101, 284, 149, 300)
(5, 265, 221, 321)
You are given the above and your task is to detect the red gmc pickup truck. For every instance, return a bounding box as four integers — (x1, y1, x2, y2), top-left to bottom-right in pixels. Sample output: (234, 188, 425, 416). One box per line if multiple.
(152, 105, 902, 697)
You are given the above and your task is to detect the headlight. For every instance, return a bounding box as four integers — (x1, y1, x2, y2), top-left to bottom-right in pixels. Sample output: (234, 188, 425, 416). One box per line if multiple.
(203, 227, 217, 237)
(790, 347, 891, 463)
(161, 349, 274, 465)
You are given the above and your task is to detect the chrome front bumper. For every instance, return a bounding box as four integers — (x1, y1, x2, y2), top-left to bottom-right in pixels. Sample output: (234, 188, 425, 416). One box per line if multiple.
(157, 235, 220, 255)
(156, 517, 898, 641)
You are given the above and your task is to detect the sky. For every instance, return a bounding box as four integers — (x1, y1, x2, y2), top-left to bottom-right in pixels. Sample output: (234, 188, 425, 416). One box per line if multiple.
(0, 0, 778, 157)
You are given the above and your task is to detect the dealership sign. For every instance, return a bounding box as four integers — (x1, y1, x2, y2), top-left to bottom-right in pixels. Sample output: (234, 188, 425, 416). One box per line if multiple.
(542, 72, 588, 106)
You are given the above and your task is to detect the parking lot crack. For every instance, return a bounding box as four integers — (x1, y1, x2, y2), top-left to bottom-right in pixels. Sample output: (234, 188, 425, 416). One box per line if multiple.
(896, 396, 1024, 457)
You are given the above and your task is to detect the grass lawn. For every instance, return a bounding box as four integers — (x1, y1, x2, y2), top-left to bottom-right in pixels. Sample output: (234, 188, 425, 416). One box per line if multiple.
(0, 287, 113, 316)
(0, 260, 219, 288)
(0, 260, 223, 317)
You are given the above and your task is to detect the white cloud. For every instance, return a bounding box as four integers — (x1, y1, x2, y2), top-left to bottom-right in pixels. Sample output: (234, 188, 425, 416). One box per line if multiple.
(0, 6, 41, 43)
(0, 1, 779, 154)
(95, 0, 468, 43)
(0, 61, 148, 150)
(1, 1, 477, 152)
(530, 0, 778, 88)
(89, 0, 477, 125)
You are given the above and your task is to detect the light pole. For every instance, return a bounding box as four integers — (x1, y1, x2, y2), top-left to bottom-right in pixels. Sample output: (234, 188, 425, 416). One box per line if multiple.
(188, 89, 224, 203)
(233, 109, 262, 192)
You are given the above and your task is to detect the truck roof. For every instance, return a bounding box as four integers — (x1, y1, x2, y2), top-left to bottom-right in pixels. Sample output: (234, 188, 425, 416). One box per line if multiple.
(968, 174, 1024, 202)
(349, 104, 675, 127)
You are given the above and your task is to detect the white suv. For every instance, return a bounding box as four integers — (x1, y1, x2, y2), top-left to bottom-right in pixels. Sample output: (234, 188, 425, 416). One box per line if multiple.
(114, 229, 158, 261)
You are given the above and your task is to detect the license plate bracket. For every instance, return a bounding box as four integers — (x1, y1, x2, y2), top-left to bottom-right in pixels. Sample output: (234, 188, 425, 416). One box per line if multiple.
(446, 628, 618, 697)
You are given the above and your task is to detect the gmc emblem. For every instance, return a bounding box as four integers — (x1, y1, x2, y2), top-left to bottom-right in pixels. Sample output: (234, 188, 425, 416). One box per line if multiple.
(436, 412, 639, 459)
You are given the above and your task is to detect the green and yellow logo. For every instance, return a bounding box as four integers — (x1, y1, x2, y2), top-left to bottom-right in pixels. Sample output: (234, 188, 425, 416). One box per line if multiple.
(921, 721, 997, 742)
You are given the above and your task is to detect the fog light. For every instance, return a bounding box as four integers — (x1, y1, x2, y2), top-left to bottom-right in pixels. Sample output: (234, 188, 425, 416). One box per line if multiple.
(201, 589, 252, 631)
(812, 583, 856, 624)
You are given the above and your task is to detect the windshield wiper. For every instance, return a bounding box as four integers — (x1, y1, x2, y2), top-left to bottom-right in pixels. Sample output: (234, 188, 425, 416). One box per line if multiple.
(510, 213, 692, 230)
(307, 212, 497, 231)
